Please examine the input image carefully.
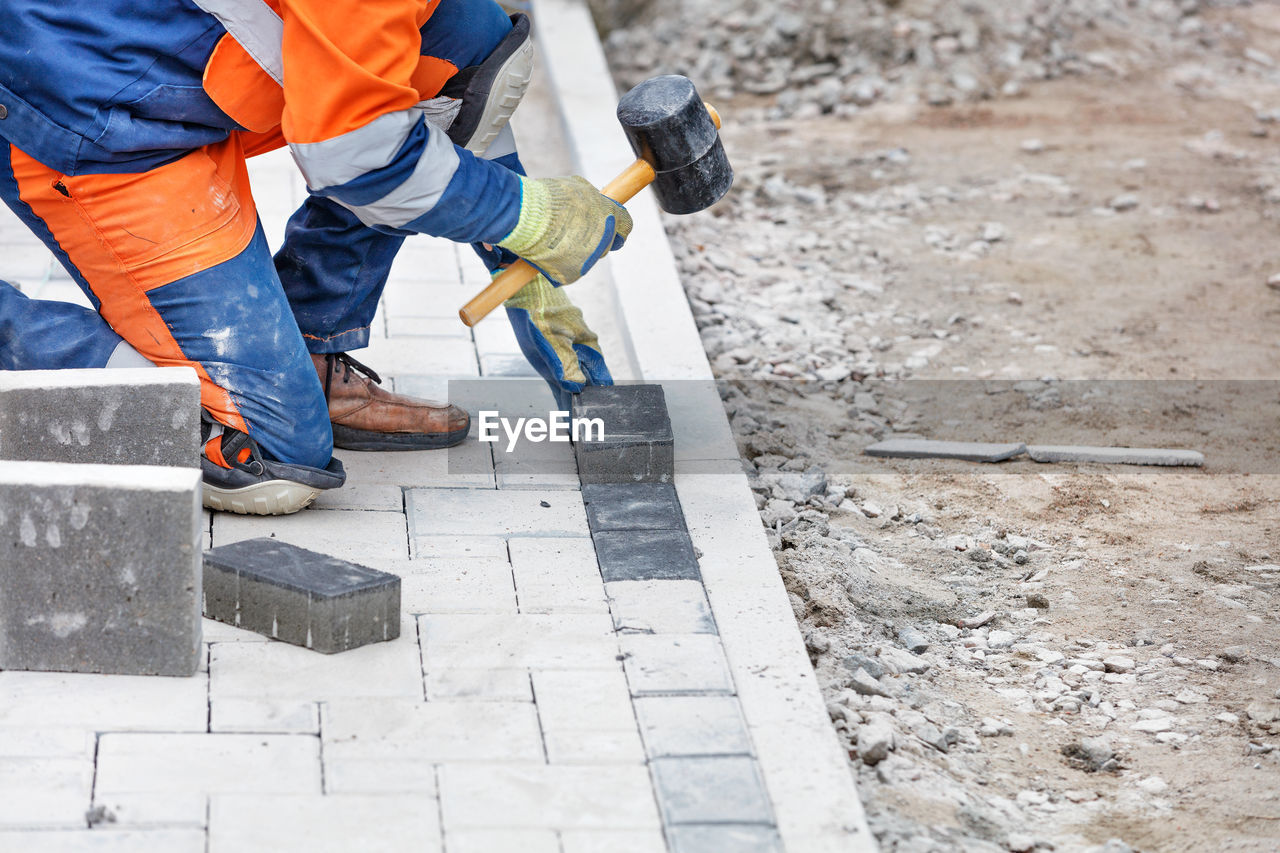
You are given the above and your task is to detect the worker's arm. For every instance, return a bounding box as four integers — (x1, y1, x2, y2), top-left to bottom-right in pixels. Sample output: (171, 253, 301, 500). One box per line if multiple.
(278, 0, 629, 281)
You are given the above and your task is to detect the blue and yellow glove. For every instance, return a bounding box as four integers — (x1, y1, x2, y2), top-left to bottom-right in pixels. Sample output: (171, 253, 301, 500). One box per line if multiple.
(497, 176, 633, 286)
(503, 273, 612, 410)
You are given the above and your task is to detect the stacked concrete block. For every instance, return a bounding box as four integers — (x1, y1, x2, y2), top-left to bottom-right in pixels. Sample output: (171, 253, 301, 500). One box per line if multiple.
(203, 539, 401, 653)
(572, 385, 674, 484)
(0, 461, 202, 676)
(0, 367, 201, 467)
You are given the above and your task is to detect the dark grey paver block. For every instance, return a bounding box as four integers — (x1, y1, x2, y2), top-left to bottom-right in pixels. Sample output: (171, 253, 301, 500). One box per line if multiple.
(864, 438, 1027, 462)
(651, 756, 775, 825)
(0, 461, 202, 677)
(668, 825, 785, 853)
(0, 367, 200, 467)
(635, 695, 752, 757)
(572, 385, 674, 484)
(202, 539, 400, 653)
(594, 530, 700, 582)
(582, 483, 685, 532)
(1026, 445, 1204, 466)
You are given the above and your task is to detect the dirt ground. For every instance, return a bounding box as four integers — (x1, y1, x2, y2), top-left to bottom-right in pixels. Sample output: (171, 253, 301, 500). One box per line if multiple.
(685, 10, 1280, 852)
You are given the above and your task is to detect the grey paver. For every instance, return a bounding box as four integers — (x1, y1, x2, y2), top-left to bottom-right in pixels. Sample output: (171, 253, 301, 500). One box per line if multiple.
(0, 756, 93, 828)
(0, 367, 199, 467)
(90, 792, 208, 829)
(0, 671, 207, 730)
(209, 794, 441, 853)
(1026, 444, 1205, 466)
(423, 669, 533, 702)
(321, 698, 543, 762)
(203, 539, 401, 653)
(544, 729, 647, 764)
(419, 613, 618, 670)
(439, 764, 661, 829)
(620, 634, 735, 695)
(651, 757, 774, 825)
(208, 697, 319, 734)
(0, 830, 207, 852)
(635, 696, 753, 757)
(572, 385, 675, 484)
(594, 530, 700, 582)
(0, 462, 202, 677)
(509, 538, 607, 613)
(582, 483, 686, 532)
(209, 633, 422, 701)
(212, 509, 409, 562)
(389, 556, 518, 614)
(668, 825, 785, 853)
(531, 668, 636, 732)
(323, 758, 438, 794)
(863, 438, 1027, 462)
(607, 581, 716, 634)
(94, 733, 321, 796)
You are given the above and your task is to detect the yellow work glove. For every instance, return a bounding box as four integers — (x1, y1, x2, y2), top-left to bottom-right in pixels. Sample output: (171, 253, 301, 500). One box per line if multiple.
(497, 176, 633, 286)
(503, 273, 612, 410)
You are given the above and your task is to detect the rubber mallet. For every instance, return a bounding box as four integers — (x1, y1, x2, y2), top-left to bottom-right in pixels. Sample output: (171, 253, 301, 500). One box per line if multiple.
(459, 75, 733, 326)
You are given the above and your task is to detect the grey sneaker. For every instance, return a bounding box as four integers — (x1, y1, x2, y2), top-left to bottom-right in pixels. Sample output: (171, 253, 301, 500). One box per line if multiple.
(200, 413, 345, 515)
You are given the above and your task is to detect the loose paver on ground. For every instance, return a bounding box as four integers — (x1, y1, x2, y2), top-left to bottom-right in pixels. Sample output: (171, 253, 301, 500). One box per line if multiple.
(0, 4, 872, 849)
(1025, 444, 1206, 466)
(863, 438, 1028, 462)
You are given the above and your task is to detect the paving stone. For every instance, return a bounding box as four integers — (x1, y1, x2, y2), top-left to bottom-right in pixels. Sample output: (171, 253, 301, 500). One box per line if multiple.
(209, 635, 422, 701)
(410, 536, 509, 560)
(448, 830, 560, 853)
(0, 367, 199, 467)
(337, 440, 495, 490)
(94, 734, 321, 797)
(662, 380, 741, 463)
(494, 460, 581, 490)
(480, 353, 541, 377)
(212, 509, 409, 563)
(1026, 444, 1205, 466)
(607, 580, 716, 634)
(668, 825, 785, 853)
(651, 757, 774, 825)
(572, 385, 675, 484)
(203, 539, 401, 653)
(406, 488, 588, 539)
(559, 829, 670, 853)
(321, 698, 542, 762)
(0, 756, 94, 828)
(208, 697, 319, 733)
(509, 538, 608, 613)
(532, 668, 636, 731)
(0, 671, 207, 730)
(620, 634, 735, 695)
(385, 557, 517, 614)
(359, 334, 479, 377)
(311, 483, 404, 511)
(90, 792, 208, 828)
(0, 830, 207, 852)
(0, 728, 95, 758)
(419, 614, 619, 670)
(634, 696, 753, 757)
(582, 483, 686, 532)
(0, 462, 202, 676)
(439, 764, 660, 829)
(423, 668, 533, 702)
(594, 530, 701, 582)
(863, 438, 1027, 462)
(544, 729, 647, 764)
(323, 758, 438, 794)
(209, 794, 440, 853)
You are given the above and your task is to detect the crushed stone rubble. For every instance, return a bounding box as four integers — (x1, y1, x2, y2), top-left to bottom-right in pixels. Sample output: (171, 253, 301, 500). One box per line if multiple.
(594, 0, 1280, 849)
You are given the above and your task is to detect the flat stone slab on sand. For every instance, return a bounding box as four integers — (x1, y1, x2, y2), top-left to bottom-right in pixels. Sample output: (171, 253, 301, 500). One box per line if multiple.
(1026, 445, 1204, 466)
(864, 439, 1028, 462)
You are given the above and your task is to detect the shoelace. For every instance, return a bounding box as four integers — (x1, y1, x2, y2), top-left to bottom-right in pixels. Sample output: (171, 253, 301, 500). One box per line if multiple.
(321, 352, 383, 401)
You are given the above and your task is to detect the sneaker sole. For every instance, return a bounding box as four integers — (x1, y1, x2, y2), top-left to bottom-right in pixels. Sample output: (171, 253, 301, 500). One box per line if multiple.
(203, 480, 323, 515)
(332, 423, 470, 452)
(459, 36, 535, 155)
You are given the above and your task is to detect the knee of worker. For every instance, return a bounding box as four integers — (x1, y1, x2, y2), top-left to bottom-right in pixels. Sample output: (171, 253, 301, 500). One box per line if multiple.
(207, 356, 334, 471)
(420, 0, 514, 69)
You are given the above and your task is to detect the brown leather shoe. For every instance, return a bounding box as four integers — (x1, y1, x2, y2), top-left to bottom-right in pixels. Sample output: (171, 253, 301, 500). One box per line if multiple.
(312, 352, 470, 451)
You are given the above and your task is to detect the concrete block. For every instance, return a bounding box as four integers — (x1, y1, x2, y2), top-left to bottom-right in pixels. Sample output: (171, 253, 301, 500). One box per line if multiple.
(619, 634, 734, 695)
(863, 438, 1026, 462)
(668, 825, 785, 853)
(0, 367, 199, 467)
(1026, 444, 1204, 466)
(202, 538, 400, 653)
(572, 385, 674, 484)
(650, 757, 774, 825)
(582, 483, 685, 532)
(594, 530, 700, 582)
(0, 461, 202, 677)
(634, 696, 753, 757)
(606, 581, 716, 634)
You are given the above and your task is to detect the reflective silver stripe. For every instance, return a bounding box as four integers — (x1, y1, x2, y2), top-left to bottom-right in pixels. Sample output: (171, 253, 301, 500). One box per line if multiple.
(327, 122, 461, 229)
(193, 0, 285, 86)
(288, 111, 421, 190)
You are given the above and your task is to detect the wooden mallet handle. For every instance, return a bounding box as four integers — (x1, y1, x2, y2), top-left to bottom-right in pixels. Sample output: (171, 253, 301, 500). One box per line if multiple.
(457, 103, 722, 327)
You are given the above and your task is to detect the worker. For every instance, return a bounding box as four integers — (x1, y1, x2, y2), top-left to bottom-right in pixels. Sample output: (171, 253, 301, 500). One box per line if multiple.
(0, 0, 630, 514)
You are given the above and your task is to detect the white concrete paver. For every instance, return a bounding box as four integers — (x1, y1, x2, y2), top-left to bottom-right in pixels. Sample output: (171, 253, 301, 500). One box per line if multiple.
(209, 794, 440, 853)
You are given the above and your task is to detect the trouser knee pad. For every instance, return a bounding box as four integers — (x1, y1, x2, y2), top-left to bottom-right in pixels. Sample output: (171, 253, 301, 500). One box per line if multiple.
(442, 13, 534, 154)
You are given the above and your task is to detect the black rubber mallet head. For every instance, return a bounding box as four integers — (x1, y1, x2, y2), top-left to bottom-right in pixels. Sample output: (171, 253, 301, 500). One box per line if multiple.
(460, 75, 732, 325)
(615, 74, 733, 215)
